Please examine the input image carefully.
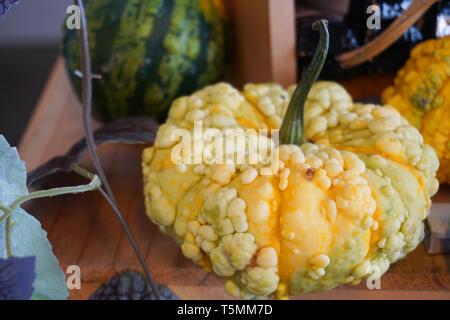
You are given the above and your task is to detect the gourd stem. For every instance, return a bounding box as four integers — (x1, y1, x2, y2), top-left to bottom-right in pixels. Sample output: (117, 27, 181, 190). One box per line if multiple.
(279, 19, 329, 146)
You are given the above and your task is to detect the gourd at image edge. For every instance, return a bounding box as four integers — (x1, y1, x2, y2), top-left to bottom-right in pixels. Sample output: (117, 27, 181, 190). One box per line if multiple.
(383, 36, 450, 184)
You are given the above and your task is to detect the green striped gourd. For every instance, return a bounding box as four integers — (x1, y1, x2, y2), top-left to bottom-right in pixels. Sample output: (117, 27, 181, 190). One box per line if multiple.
(62, 0, 228, 122)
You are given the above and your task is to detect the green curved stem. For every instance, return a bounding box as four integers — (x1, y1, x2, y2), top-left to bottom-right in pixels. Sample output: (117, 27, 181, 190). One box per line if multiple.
(0, 166, 101, 258)
(279, 19, 329, 146)
(6, 217, 12, 257)
(0, 205, 11, 215)
(0, 174, 101, 225)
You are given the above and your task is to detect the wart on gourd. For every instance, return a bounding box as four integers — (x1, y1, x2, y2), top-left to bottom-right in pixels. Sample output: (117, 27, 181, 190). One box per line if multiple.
(142, 20, 439, 299)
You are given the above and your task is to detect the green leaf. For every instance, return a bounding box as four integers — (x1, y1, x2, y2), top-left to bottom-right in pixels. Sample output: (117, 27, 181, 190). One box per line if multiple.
(0, 136, 28, 207)
(0, 135, 68, 300)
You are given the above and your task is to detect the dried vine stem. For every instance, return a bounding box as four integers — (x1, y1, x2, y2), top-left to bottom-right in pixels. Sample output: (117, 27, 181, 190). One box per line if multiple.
(0, 173, 101, 225)
(0, 171, 101, 258)
(74, 0, 160, 300)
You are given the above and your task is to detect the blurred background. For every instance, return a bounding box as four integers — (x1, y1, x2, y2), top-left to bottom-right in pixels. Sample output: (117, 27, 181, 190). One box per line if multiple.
(0, 0, 71, 146)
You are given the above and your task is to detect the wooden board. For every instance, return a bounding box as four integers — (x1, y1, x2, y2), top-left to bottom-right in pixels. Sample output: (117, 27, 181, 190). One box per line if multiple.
(225, 0, 297, 88)
(18, 58, 450, 300)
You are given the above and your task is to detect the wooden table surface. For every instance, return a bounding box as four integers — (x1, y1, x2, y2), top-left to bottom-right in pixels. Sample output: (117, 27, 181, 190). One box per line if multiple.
(19, 58, 450, 300)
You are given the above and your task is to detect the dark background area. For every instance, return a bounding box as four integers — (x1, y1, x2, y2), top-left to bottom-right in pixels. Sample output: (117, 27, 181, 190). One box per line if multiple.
(0, 0, 71, 146)
(0, 45, 59, 145)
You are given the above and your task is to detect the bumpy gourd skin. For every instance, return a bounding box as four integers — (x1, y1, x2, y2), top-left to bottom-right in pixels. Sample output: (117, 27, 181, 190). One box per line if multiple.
(142, 81, 439, 299)
(382, 36, 450, 184)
